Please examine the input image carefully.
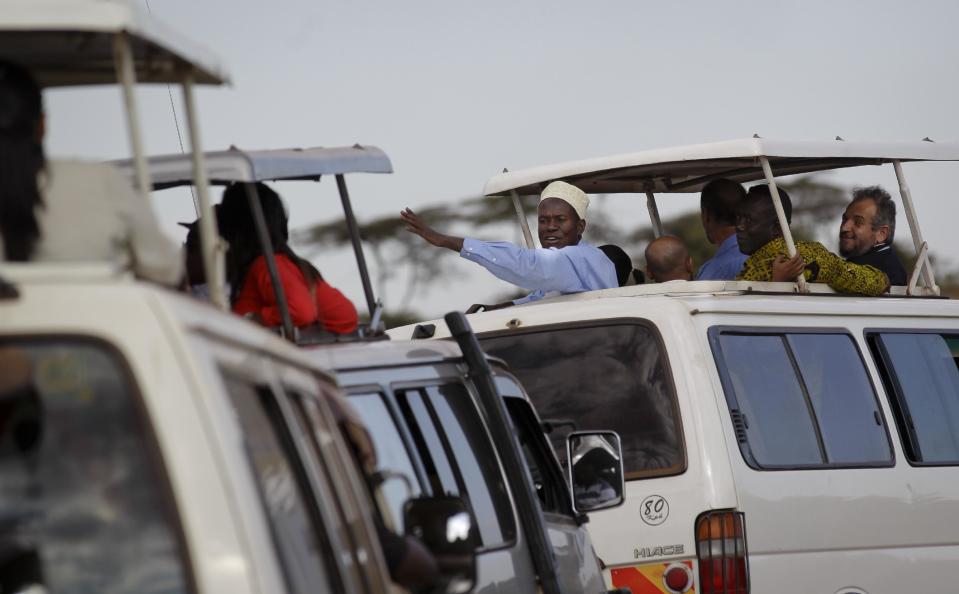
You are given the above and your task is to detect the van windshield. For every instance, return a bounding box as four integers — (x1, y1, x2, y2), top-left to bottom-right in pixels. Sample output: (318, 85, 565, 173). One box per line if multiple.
(481, 323, 684, 479)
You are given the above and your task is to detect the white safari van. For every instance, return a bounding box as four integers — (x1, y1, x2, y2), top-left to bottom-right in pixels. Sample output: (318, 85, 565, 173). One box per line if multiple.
(392, 138, 959, 594)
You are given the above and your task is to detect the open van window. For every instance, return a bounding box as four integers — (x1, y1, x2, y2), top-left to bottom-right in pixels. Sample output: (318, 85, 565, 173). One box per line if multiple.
(869, 331, 959, 465)
(711, 329, 893, 469)
(481, 321, 685, 480)
(0, 339, 191, 594)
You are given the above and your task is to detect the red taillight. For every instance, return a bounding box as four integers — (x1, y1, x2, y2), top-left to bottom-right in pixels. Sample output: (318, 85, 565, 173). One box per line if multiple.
(695, 510, 749, 594)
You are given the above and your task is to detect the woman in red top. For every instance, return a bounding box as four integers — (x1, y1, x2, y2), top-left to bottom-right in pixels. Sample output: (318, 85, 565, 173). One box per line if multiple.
(220, 182, 358, 334)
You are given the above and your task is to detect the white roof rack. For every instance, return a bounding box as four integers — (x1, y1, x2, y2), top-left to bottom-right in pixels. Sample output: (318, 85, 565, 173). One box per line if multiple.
(485, 137, 959, 196)
(0, 0, 229, 86)
(111, 145, 393, 189)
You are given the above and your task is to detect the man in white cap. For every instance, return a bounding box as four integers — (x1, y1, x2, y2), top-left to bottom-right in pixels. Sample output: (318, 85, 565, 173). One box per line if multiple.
(401, 180, 617, 308)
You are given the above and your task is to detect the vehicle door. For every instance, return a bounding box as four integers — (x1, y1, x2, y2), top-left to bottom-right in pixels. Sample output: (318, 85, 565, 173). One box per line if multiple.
(494, 372, 607, 593)
(200, 339, 377, 594)
(0, 335, 194, 594)
(343, 370, 538, 594)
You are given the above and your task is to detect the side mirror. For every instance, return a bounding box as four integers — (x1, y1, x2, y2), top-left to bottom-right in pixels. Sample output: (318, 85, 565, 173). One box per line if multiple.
(567, 430, 626, 513)
(404, 496, 478, 594)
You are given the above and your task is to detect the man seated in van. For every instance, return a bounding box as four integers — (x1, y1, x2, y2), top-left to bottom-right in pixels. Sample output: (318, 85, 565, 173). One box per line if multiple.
(401, 181, 617, 306)
(838, 186, 907, 286)
(644, 236, 694, 282)
(735, 185, 889, 295)
(696, 178, 749, 280)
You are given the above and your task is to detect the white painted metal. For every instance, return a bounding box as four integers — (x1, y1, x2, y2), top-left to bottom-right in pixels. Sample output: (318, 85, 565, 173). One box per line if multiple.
(483, 138, 959, 196)
(761, 156, 808, 292)
(908, 241, 929, 295)
(111, 145, 393, 189)
(181, 74, 226, 310)
(510, 189, 536, 248)
(113, 33, 151, 203)
(894, 160, 937, 292)
(390, 288, 959, 594)
(0, 0, 229, 86)
(645, 191, 664, 238)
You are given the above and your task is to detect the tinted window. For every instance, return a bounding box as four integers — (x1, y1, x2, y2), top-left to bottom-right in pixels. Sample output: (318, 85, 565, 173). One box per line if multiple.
(401, 389, 459, 496)
(872, 332, 959, 464)
(482, 324, 684, 479)
(224, 377, 339, 593)
(427, 384, 514, 546)
(714, 331, 891, 468)
(348, 393, 422, 529)
(0, 340, 189, 594)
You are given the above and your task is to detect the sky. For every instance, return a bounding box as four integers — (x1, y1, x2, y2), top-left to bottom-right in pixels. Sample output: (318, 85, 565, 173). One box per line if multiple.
(43, 0, 959, 318)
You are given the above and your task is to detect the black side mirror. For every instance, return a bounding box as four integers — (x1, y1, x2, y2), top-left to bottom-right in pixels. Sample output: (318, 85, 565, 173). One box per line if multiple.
(567, 430, 626, 513)
(404, 496, 477, 593)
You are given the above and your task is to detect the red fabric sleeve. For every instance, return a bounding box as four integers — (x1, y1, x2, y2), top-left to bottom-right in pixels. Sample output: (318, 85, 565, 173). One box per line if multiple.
(233, 255, 318, 327)
(314, 280, 359, 334)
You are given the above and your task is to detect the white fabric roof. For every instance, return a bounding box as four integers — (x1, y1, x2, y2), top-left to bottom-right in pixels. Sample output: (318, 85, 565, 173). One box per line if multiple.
(484, 137, 959, 196)
(0, 0, 229, 86)
(111, 145, 393, 189)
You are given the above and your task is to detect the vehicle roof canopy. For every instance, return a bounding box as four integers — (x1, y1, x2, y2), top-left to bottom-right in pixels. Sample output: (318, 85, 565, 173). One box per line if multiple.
(484, 137, 959, 196)
(0, 0, 229, 86)
(112, 145, 393, 190)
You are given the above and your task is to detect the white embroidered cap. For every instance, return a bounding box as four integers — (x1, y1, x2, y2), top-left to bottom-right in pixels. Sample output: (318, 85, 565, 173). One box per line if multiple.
(540, 180, 589, 219)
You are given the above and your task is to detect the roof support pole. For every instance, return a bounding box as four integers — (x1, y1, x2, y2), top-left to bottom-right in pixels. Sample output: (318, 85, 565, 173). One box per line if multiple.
(760, 156, 808, 292)
(243, 183, 295, 341)
(112, 33, 151, 202)
(645, 191, 664, 238)
(510, 189, 536, 248)
(181, 74, 227, 310)
(893, 160, 937, 293)
(336, 174, 380, 327)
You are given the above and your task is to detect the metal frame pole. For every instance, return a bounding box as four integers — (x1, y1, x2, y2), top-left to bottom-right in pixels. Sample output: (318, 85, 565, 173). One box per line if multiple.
(645, 190, 665, 238)
(112, 33, 151, 201)
(335, 175, 379, 322)
(760, 156, 808, 292)
(893, 160, 937, 292)
(510, 189, 536, 248)
(181, 74, 227, 310)
(243, 183, 295, 341)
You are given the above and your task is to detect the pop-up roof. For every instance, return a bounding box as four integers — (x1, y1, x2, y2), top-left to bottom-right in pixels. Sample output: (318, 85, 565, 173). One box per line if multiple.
(484, 137, 959, 196)
(0, 0, 229, 86)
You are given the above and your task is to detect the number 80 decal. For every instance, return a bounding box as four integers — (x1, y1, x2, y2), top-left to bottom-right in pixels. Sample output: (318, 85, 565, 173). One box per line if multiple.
(640, 495, 669, 526)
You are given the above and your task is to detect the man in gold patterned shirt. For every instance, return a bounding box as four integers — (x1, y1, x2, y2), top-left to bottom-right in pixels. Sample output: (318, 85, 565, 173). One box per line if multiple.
(735, 185, 889, 295)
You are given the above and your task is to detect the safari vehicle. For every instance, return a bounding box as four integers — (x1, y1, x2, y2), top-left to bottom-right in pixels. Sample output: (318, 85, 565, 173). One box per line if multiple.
(121, 145, 627, 594)
(391, 138, 959, 594)
(0, 3, 464, 593)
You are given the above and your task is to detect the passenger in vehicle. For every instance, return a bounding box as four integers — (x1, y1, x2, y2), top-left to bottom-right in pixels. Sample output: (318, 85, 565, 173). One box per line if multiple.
(839, 186, 907, 285)
(644, 236, 694, 282)
(599, 244, 644, 286)
(0, 60, 181, 285)
(324, 395, 439, 589)
(219, 183, 358, 333)
(401, 181, 617, 305)
(697, 178, 749, 280)
(179, 206, 229, 300)
(735, 185, 889, 295)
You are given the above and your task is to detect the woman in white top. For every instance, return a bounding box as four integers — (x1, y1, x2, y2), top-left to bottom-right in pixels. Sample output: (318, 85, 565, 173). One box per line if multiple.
(0, 60, 181, 285)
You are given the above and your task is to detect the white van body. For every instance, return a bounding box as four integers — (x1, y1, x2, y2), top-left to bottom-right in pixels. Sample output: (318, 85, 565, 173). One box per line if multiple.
(391, 280, 959, 594)
(0, 265, 393, 594)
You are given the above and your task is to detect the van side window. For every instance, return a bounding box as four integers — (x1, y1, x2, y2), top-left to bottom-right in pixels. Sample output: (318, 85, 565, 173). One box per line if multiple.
(223, 375, 340, 594)
(0, 340, 190, 594)
(482, 323, 684, 480)
(398, 384, 517, 548)
(497, 376, 567, 514)
(869, 332, 959, 464)
(348, 393, 423, 530)
(711, 331, 892, 469)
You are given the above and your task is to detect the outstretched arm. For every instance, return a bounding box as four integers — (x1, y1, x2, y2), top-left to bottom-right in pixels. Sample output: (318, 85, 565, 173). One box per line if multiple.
(401, 208, 464, 252)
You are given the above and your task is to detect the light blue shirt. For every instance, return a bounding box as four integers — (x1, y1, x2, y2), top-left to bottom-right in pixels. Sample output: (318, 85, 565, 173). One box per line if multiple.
(696, 234, 748, 280)
(460, 238, 618, 305)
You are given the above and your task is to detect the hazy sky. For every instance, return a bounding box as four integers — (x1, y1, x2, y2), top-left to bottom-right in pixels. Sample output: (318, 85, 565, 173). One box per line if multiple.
(44, 0, 959, 317)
